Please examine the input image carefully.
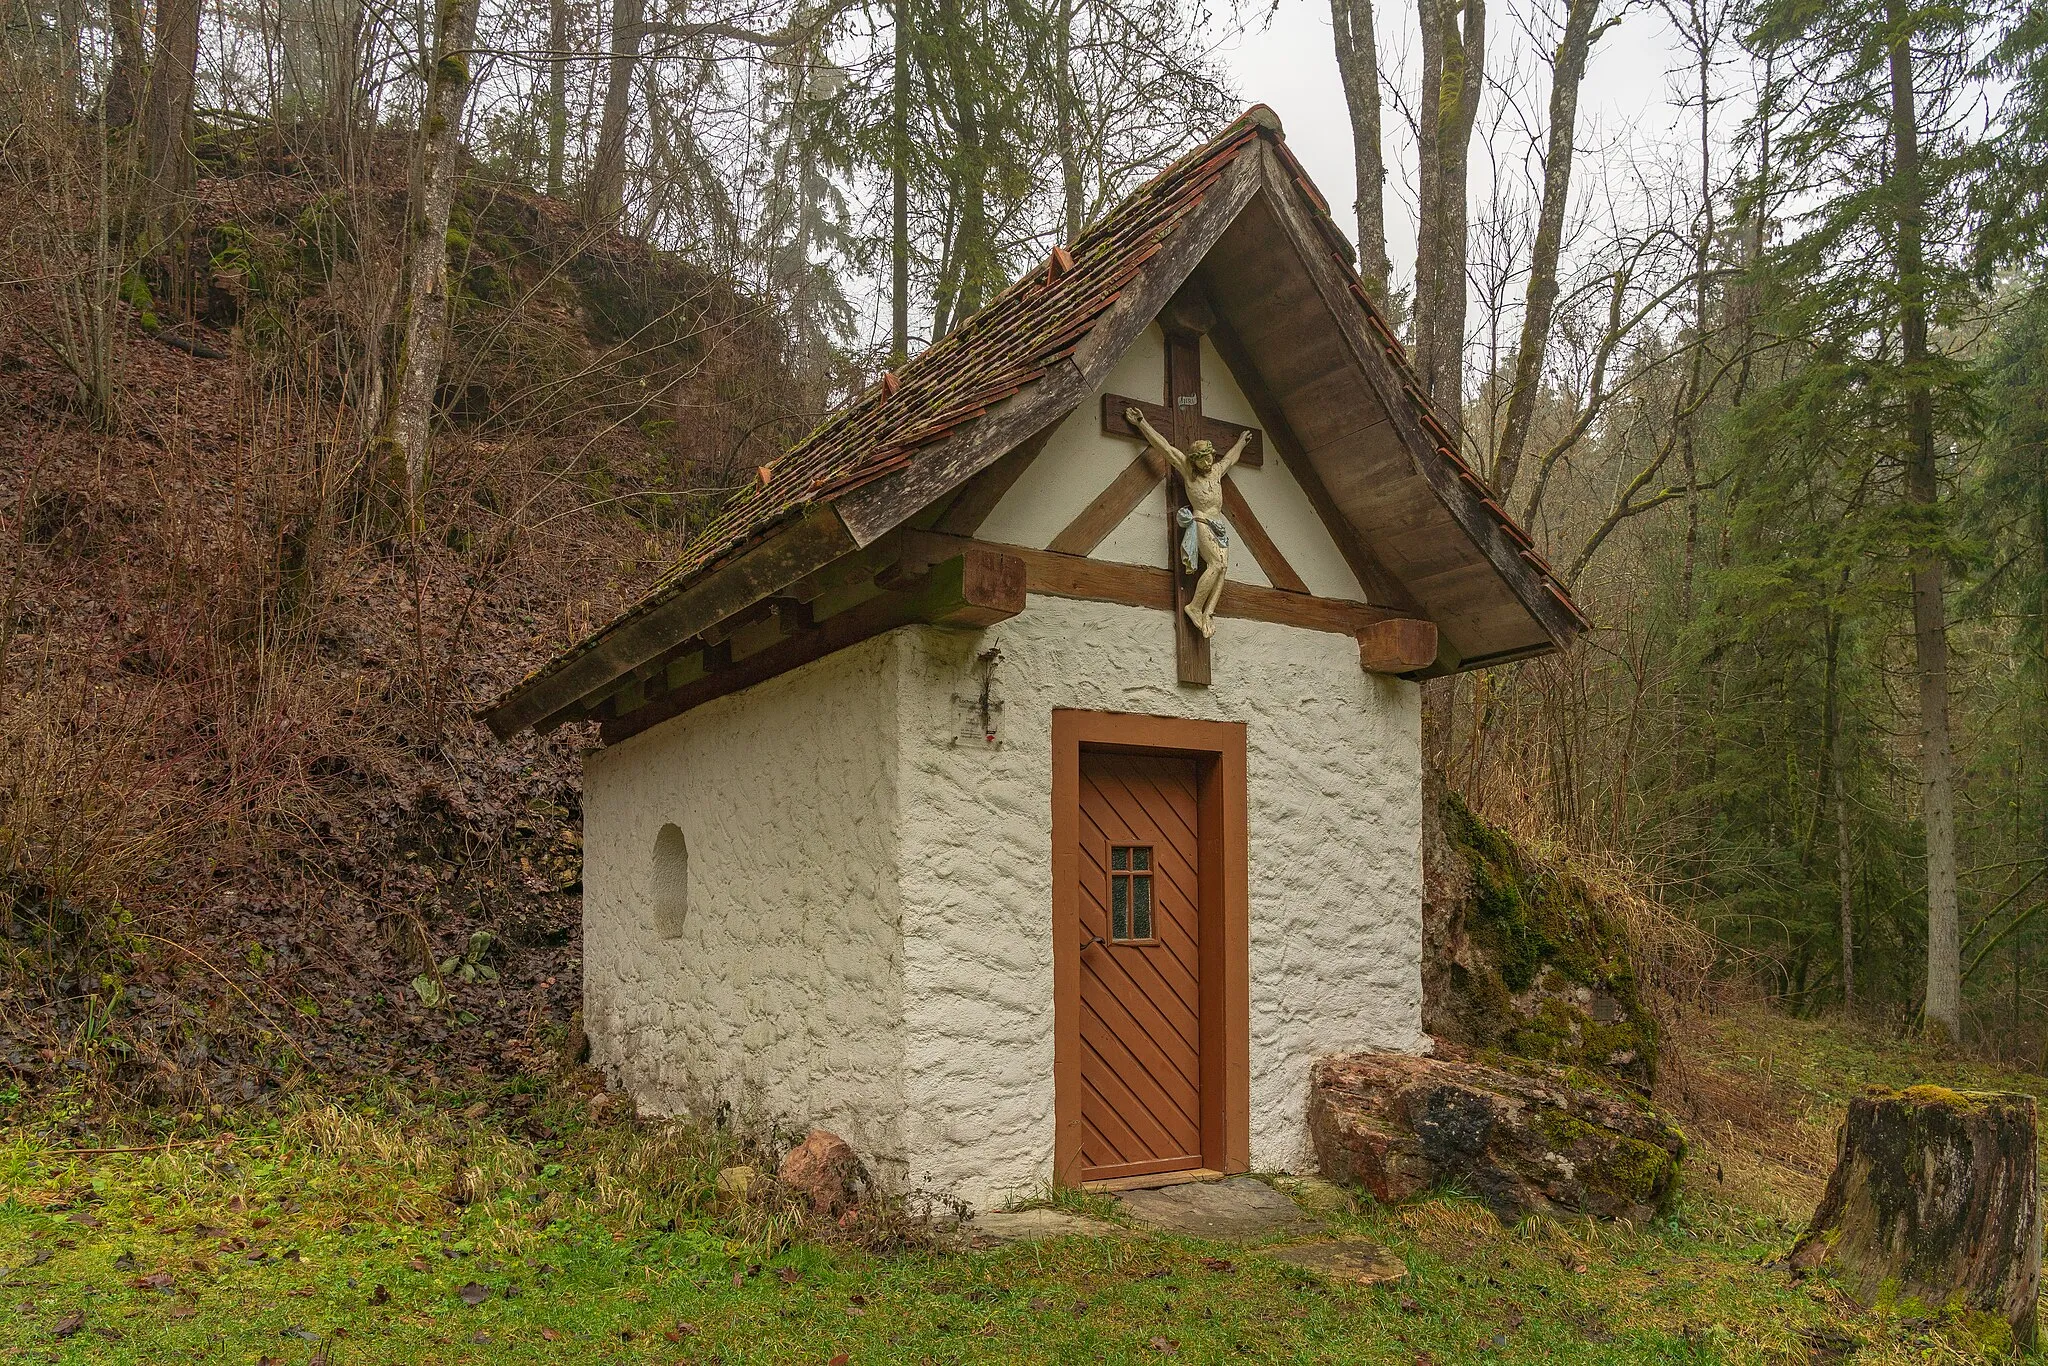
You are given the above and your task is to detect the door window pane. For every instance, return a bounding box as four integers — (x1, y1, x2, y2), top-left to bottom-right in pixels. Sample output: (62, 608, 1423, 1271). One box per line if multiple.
(1109, 846, 1153, 942)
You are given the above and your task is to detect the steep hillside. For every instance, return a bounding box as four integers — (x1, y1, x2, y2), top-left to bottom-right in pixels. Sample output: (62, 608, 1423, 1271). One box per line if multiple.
(0, 139, 816, 1122)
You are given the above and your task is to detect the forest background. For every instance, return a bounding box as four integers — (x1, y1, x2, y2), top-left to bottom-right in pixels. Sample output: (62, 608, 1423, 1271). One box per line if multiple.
(2, 0, 2047, 1110)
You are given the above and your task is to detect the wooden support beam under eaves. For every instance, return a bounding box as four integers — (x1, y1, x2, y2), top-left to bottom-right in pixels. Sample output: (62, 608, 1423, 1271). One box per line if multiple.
(600, 548, 1026, 744)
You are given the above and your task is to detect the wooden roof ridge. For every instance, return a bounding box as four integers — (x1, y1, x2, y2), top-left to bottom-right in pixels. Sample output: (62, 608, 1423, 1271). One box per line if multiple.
(482, 106, 1583, 739)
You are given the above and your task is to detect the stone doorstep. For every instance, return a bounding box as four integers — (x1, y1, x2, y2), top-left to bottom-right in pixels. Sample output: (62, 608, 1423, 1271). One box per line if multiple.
(1115, 1176, 1324, 1242)
(960, 1179, 1408, 1288)
(962, 1208, 1129, 1246)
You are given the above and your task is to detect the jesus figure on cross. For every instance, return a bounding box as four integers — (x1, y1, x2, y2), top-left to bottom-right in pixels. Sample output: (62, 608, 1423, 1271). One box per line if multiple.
(1127, 405, 1251, 639)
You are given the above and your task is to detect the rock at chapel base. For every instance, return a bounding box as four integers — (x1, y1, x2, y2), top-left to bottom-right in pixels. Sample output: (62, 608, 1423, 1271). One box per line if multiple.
(1308, 1048, 1684, 1223)
(714, 1165, 759, 1201)
(776, 1131, 865, 1222)
(1790, 1086, 2042, 1351)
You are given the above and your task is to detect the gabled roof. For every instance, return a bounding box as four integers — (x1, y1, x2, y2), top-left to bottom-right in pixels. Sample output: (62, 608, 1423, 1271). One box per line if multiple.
(483, 107, 1586, 741)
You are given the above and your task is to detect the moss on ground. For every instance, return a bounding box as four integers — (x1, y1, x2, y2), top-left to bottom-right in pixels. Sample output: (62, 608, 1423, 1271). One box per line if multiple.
(7, 1007, 2044, 1365)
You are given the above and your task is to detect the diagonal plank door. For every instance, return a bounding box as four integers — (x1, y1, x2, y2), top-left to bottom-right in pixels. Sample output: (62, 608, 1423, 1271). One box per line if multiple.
(1075, 750, 1203, 1181)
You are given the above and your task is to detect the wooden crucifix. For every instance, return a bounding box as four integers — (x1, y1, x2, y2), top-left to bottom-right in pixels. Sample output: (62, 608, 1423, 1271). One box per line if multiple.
(1100, 304, 1262, 686)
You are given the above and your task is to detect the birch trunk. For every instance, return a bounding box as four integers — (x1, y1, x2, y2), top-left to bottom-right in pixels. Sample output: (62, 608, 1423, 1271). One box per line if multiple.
(1886, 0, 1960, 1040)
(1329, 0, 1391, 301)
(1491, 0, 1597, 502)
(378, 0, 479, 534)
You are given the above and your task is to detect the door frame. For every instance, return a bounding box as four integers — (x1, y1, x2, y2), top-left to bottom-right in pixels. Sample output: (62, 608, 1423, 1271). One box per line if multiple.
(1052, 708, 1250, 1186)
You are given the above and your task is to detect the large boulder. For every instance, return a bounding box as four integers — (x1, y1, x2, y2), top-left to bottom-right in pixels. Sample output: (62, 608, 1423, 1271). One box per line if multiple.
(1308, 1048, 1686, 1222)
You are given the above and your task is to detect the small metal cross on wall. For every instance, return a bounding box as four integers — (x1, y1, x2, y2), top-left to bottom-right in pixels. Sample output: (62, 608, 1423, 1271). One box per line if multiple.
(1100, 292, 1263, 686)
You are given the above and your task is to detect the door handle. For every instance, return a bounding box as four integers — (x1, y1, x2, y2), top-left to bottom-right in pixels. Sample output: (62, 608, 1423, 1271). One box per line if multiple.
(1080, 933, 1107, 952)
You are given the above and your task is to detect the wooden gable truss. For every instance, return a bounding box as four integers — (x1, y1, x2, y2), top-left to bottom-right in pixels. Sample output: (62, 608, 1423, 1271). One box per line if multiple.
(483, 110, 1586, 744)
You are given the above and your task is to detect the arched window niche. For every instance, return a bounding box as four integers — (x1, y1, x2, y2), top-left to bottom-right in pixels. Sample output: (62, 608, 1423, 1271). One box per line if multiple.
(651, 822, 689, 939)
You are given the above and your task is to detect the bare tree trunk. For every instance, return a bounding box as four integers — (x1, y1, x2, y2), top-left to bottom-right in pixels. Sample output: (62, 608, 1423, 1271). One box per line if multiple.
(583, 0, 644, 222)
(377, 0, 479, 534)
(1412, 0, 1484, 422)
(1330, 0, 1390, 301)
(890, 0, 911, 364)
(1412, 0, 1443, 359)
(1491, 0, 1597, 502)
(137, 0, 205, 211)
(1825, 604, 1855, 1008)
(55, 0, 84, 113)
(546, 0, 568, 198)
(930, 0, 987, 336)
(105, 0, 143, 127)
(1886, 0, 1959, 1041)
(1055, 0, 1084, 244)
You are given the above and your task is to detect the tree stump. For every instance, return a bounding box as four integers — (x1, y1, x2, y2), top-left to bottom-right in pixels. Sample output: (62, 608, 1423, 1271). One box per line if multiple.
(1790, 1086, 2042, 1350)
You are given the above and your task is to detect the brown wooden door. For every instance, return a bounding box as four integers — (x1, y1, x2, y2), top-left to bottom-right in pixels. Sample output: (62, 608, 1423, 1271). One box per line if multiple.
(1074, 749, 1204, 1182)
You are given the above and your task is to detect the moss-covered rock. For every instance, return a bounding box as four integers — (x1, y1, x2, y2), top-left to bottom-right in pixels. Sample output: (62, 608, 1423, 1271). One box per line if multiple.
(1428, 794, 1658, 1087)
(1309, 1049, 1686, 1223)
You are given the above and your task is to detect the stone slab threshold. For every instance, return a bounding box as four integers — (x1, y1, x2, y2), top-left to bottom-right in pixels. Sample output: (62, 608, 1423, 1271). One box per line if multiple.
(960, 1176, 1406, 1284)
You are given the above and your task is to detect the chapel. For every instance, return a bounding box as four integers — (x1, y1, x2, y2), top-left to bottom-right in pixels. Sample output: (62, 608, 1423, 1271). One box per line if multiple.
(484, 106, 1585, 1209)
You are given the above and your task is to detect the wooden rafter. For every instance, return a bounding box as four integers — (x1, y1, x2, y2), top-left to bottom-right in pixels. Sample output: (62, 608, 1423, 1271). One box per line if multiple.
(601, 548, 1026, 744)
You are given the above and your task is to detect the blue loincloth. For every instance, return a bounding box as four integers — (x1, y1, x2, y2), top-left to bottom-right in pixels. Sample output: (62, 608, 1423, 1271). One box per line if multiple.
(1176, 506, 1230, 574)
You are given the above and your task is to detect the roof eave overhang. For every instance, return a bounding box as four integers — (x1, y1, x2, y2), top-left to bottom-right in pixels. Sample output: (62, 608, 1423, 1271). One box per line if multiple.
(1243, 143, 1587, 661)
(483, 117, 1587, 738)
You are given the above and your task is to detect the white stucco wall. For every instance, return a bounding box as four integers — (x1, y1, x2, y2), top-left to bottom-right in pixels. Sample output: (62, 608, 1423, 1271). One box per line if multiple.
(892, 595, 1424, 1210)
(581, 325, 1421, 1210)
(580, 633, 910, 1173)
(583, 598, 1422, 1212)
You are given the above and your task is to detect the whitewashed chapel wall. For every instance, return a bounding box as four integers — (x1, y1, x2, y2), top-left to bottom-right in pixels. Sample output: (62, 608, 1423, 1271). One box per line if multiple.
(892, 596, 1425, 1210)
(580, 634, 910, 1174)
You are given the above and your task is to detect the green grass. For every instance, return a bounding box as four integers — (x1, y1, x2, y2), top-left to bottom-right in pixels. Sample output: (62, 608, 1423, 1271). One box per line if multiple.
(1, 1008, 2038, 1364)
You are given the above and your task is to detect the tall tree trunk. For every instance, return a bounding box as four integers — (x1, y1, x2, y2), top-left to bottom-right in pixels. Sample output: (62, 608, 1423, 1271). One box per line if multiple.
(1826, 604, 1855, 1008)
(1886, 0, 1959, 1040)
(1412, 0, 1484, 422)
(1411, 0, 1486, 993)
(136, 0, 205, 211)
(105, 0, 143, 128)
(1412, 0, 1444, 360)
(1491, 0, 1598, 501)
(1055, 0, 1083, 243)
(55, 0, 84, 113)
(584, 0, 645, 222)
(1678, 0, 1710, 617)
(545, 0, 568, 198)
(891, 0, 911, 363)
(1330, 0, 1391, 301)
(930, 0, 987, 336)
(377, 0, 479, 534)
